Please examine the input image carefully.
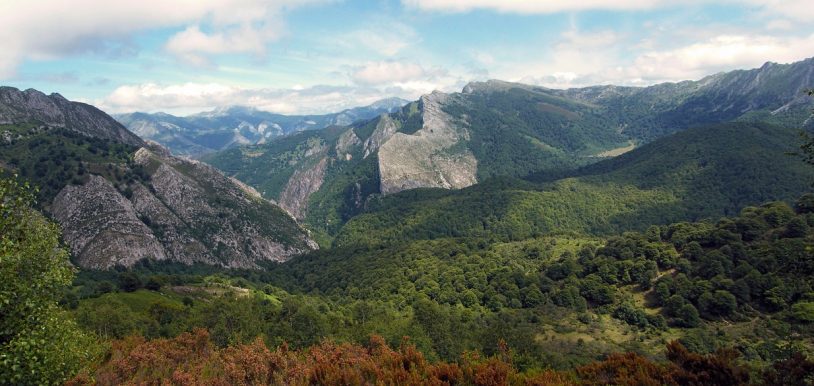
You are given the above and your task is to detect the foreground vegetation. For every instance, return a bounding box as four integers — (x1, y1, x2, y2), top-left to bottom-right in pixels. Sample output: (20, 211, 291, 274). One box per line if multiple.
(67, 328, 814, 385)
(47, 190, 814, 384)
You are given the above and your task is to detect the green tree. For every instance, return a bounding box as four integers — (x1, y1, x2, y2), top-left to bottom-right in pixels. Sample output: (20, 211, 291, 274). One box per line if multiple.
(698, 290, 738, 319)
(118, 272, 143, 292)
(0, 178, 97, 384)
(675, 303, 701, 327)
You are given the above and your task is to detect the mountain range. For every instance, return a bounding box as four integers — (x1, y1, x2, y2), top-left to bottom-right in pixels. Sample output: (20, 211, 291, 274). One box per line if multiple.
(2, 58, 814, 267)
(205, 58, 814, 245)
(114, 97, 408, 156)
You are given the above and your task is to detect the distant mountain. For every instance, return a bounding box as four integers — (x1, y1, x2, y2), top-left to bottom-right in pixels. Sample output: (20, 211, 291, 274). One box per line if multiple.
(0, 87, 315, 270)
(115, 97, 408, 156)
(204, 58, 814, 245)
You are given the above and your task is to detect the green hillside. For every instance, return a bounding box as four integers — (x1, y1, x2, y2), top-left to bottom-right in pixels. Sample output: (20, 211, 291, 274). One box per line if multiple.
(68, 194, 814, 371)
(444, 84, 631, 179)
(335, 122, 814, 247)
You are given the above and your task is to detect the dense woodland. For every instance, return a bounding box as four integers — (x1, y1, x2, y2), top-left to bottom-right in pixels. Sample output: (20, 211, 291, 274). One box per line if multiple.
(6, 167, 814, 384)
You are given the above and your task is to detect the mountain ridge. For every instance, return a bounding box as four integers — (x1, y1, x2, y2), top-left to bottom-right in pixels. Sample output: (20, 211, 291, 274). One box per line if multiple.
(115, 97, 409, 156)
(0, 86, 144, 146)
(205, 57, 814, 245)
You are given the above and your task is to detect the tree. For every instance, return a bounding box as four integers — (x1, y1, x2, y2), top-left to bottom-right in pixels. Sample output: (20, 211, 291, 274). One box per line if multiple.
(762, 352, 814, 386)
(784, 217, 809, 238)
(795, 193, 814, 214)
(698, 290, 738, 319)
(118, 272, 143, 292)
(675, 304, 701, 327)
(0, 178, 97, 384)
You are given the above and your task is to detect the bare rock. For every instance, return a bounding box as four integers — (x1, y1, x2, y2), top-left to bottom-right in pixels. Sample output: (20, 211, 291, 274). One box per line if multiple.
(378, 91, 478, 194)
(335, 128, 361, 160)
(0, 86, 143, 146)
(278, 157, 329, 220)
(52, 175, 167, 269)
(363, 114, 399, 158)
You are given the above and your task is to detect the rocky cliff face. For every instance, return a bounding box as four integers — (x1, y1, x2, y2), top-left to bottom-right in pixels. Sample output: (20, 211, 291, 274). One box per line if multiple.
(0, 87, 143, 146)
(363, 114, 398, 158)
(52, 175, 168, 269)
(50, 146, 316, 270)
(0, 88, 316, 269)
(378, 92, 477, 194)
(279, 157, 329, 220)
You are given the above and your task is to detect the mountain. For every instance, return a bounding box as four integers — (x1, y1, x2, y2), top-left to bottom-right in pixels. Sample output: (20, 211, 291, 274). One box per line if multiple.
(0, 87, 143, 146)
(115, 97, 408, 156)
(554, 57, 814, 141)
(0, 87, 315, 269)
(334, 121, 814, 247)
(204, 58, 814, 244)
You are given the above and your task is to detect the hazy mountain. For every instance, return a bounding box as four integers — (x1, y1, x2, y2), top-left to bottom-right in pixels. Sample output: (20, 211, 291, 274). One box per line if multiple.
(115, 97, 408, 156)
(0, 87, 315, 270)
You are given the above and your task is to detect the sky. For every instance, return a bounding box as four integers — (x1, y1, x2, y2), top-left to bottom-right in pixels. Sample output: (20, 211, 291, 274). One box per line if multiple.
(1, 0, 813, 115)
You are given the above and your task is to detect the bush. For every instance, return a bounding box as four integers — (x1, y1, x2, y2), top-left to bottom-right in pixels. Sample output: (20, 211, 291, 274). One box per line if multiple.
(791, 302, 814, 323)
(118, 272, 143, 292)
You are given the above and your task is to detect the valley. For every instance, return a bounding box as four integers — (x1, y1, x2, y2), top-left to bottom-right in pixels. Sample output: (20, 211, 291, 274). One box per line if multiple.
(3, 54, 814, 385)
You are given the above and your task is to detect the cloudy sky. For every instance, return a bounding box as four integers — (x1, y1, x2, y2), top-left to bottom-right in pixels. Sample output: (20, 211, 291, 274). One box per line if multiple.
(1, 0, 813, 115)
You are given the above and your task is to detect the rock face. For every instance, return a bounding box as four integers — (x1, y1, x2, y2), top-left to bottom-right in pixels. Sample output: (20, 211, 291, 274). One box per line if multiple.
(51, 147, 316, 270)
(363, 114, 398, 158)
(335, 128, 361, 160)
(279, 157, 329, 220)
(0, 87, 317, 269)
(0, 87, 143, 146)
(378, 92, 478, 194)
(52, 175, 167, 269)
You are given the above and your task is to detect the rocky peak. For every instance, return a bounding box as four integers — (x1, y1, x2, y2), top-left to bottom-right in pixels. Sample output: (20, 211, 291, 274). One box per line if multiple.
(377, 90, 477, 195)
(0, 86, 143, 146)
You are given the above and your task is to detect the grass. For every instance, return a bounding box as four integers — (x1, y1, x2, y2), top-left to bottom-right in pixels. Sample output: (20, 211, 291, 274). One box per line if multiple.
(82, 290, 184, 313)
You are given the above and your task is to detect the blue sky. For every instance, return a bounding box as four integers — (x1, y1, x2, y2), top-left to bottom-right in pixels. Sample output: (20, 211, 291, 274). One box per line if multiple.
(1, 0, 813, 115)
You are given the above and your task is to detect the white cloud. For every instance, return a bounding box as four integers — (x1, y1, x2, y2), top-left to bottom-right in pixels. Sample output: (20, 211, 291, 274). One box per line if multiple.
(165, 23, 283, 66)
(499, 25, 814, 89)
(629, 33, 814, 82)
(98, 63, 468, 115)
(99, 82, 409, 115)
(350, 61, 428, 85)
(746, 0, 814, 22)
(500, 29, 626, 88)
(0, 0, 324, 78)
(402, 0, 680, 14)
(333, 21, 419, 57)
